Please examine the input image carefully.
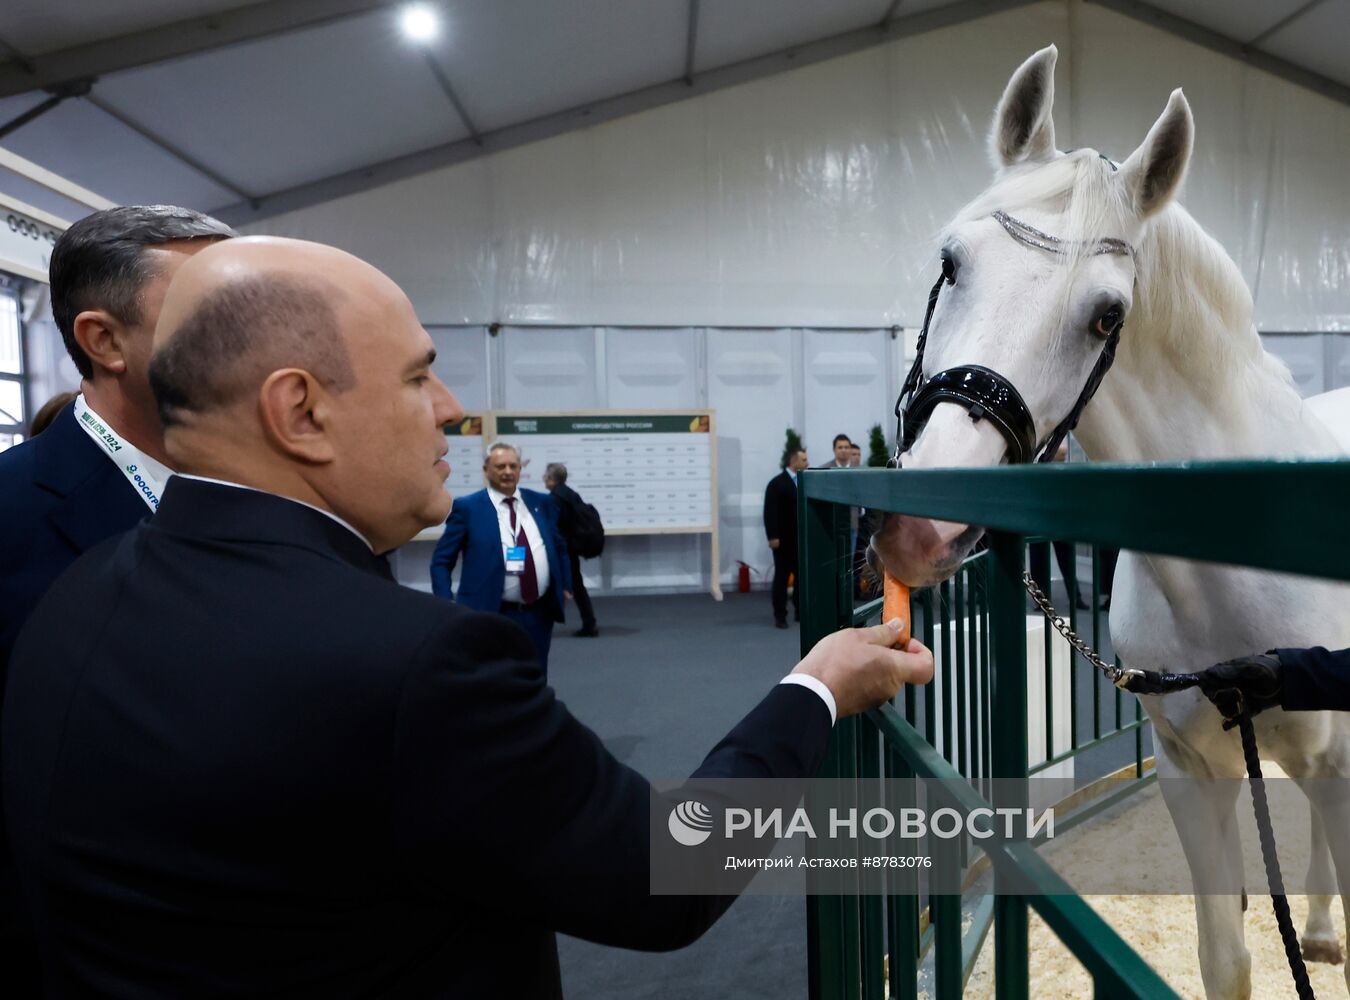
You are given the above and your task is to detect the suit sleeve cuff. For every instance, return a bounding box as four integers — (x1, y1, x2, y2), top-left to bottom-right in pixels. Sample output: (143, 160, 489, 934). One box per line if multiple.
(778, 674, 837, 726)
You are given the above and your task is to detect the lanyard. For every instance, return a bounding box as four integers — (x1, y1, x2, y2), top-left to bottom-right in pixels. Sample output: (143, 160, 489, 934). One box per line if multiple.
(72, 394, 173, 512)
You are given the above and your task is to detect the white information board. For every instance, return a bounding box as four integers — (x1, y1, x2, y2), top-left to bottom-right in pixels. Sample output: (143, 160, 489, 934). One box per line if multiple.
(494, 412, 714, 531)
(493, 410, 721, 599)
(414, 410, 721, 598)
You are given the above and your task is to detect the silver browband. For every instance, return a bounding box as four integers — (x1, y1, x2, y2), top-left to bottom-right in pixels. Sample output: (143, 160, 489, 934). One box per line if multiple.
(992, 210, 1134, 258)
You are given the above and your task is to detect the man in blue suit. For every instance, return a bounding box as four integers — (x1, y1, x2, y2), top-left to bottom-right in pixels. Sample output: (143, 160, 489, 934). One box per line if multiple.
(0, 204, 234, 994)
(431, 441, 572, 675)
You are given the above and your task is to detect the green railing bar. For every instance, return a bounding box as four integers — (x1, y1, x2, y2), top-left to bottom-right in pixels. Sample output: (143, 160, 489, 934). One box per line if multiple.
(860, 722, 886, 1000)
(800, 461, 1350, 582)
(851, 595, 884, 626)
(1092, 549, 1104, 741)
(1067, 547, 1080, 751)
(921, 588, 938, 751)
(940, 579, 954, 764)
(867, 706, 1178, 998)
(933, 833, 964, 999)
(988, 532, 1030, 1000)
(1135, 695, 1145, 778)
(884, 744, 921, 1000)
(955, 568, 968, 780)
(1029, 719, 1150, 774)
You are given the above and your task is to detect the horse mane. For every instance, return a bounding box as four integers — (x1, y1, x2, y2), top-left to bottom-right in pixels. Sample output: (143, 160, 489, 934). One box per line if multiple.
(941, 151, 1288, 397)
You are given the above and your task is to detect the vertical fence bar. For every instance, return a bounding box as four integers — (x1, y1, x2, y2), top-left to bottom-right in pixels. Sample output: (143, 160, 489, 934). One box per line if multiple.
(970, 558, 985, 797)
(860, 721, 885, 1000)
(840, 717, 863, 1000)
(939, 580, 954, 763)
(885, 745, 920, 1000)
(954, 568, 968, 780)
(932, 830, 963, 1000)
(980, 571, 993, 801)
(988, 531, 1030, 1000)
(1041, 545, 1054, 764)
(1067, 543, 1080, 750)
(1092, 546, 1102, 740)
(1135, 693, 1145, 778)
(922, 588, 937, 750)
(801, 484, 850, 1000)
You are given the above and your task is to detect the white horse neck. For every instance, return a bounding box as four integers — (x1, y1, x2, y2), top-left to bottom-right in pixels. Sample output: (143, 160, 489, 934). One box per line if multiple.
(1072, 203, 1336, 464)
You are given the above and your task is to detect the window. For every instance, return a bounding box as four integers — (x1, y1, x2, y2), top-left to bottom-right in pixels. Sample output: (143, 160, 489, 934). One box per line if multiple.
(0, 288, 26, 453)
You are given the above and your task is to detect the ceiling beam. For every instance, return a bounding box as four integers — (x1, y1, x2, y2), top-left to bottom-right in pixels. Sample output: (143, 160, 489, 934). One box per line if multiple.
(683, 0, 701, 85)
(0, 147, 116, 211)
(215, 0, 1042, 224)
(84, 94, 256, 203)
(421, 51, 482, 145)
(1084, 0, 1350, 109)
(0, 82, 90, 142)
(1247, 0, 1331, 46)
(0, 0, 402, 99)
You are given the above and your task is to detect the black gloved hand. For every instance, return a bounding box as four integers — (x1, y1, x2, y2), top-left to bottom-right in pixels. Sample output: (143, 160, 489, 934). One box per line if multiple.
(1193, 652, 1283, 729)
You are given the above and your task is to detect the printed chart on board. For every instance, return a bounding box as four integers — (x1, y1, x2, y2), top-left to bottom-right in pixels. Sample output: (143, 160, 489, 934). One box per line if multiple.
(493, 412, 715, 532)
(441, 415, 485, 496)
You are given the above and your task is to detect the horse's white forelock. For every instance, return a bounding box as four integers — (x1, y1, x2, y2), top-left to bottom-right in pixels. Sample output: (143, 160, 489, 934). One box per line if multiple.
(937, 150, 1281, 398)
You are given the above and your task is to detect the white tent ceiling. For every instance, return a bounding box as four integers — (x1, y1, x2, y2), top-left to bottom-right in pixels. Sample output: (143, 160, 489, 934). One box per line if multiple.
(0, 0, 1346, 226)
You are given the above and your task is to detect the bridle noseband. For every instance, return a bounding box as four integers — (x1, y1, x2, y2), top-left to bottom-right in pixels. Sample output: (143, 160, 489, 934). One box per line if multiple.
(892, 210, 1135, 467)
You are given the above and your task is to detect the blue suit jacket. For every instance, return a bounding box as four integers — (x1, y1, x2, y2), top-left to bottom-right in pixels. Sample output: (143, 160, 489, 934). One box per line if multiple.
(430, 487, 572, 622)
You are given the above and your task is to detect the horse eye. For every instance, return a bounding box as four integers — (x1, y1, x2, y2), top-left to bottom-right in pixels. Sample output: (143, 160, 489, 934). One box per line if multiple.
(1093, 305, 1123, 337)
(941, 251, 957, 284)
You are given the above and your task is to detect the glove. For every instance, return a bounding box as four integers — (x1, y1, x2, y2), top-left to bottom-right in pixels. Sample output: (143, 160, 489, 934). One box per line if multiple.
(1193, 652, 1283, 728)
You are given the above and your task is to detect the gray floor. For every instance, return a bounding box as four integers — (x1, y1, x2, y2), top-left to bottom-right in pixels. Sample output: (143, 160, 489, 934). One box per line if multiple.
(550, 591, 808, 1000)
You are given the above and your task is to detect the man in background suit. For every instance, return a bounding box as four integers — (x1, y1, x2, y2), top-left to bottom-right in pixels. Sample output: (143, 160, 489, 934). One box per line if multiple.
(2, 235, 934, 997)
(544, 461, 599, 638)
(764, 446, 809, 629)
(0, 204, 233, 995)
(431, 443, 571, 675)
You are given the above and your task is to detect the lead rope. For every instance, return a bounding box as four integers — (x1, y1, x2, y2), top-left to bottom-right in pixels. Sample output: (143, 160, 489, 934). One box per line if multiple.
(1236, 706, 1316, 1000)
(1022, 571, 1316, 999)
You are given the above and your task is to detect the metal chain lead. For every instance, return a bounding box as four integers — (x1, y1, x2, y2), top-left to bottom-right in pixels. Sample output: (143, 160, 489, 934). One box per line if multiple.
(1021, 570, 1143, 688)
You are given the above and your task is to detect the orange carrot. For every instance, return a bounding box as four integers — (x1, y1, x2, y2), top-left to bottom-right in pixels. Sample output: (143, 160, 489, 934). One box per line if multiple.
(883, 571, 911, 646)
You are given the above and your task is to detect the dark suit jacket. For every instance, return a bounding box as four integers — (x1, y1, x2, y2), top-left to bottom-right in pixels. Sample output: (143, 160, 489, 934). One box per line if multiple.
(548, 482, 584, 544)
(1279, 646, 1350, 712)
(0, 402, 149, 677)
(762, 471, 799, 556)
(2, 478, 831, 998)
(429, 487, 571, 622)
(0, 401, 149, 987)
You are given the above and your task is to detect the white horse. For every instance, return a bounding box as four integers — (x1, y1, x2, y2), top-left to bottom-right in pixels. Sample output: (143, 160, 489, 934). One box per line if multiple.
(869, 46, 1350, 999)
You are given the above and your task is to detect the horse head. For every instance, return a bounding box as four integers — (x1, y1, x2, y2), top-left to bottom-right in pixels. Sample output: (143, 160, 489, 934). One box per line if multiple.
(871, 45, 1194, 587)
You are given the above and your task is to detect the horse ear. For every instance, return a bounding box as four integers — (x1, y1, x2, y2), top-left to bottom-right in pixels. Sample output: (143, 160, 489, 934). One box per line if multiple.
(1118, 89, 1193, 219)
(990, 46, 1058, 168)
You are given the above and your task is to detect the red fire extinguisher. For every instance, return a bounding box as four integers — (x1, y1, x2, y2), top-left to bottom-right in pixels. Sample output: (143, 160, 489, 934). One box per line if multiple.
(737, 561, 753, 593)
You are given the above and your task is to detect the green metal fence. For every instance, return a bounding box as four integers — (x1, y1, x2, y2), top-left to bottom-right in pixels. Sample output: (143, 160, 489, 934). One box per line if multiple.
(799, 460, 1350, 1000)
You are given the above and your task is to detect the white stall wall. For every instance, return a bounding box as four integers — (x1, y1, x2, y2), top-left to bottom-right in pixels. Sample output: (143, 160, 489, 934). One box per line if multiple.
(250, 2, 1350, 332)
(251, 0, 1350, 595)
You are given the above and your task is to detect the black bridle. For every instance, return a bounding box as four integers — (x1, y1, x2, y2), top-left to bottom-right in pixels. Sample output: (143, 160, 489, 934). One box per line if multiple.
(892, 210, 1135, 467)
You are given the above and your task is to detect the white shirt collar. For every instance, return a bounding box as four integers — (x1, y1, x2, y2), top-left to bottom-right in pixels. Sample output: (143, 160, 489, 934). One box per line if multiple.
(787, 468, 798, 484)
(176, 474, 373, 550)
(488, 486, 523, 507)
